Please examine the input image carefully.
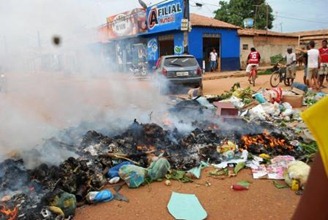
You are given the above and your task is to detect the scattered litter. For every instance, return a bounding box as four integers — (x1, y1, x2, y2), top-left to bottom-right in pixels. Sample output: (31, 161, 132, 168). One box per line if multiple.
(119, 165, 146, 188)
(273, 180, 289, 189)
(187, 161, 209, 179)
(109, 177, 121, 184)
(86, 189, 114, 203)
(164, 180, 171, 186)
(108, 161, 133, 179)
(0, 81, 323, 218)
(167, 192, 207, 220)
(165, 170, 193, 183)
(284, 160, 310, 189)
(251, 156, 295, 179)
(147, 157, 171, 181)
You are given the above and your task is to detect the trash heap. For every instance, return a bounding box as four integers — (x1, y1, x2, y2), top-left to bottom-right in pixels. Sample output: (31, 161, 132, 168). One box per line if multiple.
(0, 82, 323, 219)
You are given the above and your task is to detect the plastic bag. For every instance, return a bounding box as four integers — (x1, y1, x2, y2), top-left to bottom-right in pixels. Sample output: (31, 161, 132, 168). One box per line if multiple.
(107, 161, 132, 178)
(48, 191, 76, 217)
(119, 165, 146, 188)
(147, 158, 170, 181)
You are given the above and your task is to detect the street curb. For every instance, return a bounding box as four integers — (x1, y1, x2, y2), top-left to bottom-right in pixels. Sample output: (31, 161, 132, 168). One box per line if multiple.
(203, 72, 246, 81)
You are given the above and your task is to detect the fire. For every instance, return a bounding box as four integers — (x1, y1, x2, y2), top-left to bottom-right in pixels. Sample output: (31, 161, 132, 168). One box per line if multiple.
(0, 205, 18, 220)
(241, 132, 292, 150)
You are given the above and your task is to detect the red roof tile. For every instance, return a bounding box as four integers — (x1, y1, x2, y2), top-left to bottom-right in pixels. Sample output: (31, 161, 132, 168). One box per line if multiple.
(190, 13, 239, 29)
(238, 28, 297, 37)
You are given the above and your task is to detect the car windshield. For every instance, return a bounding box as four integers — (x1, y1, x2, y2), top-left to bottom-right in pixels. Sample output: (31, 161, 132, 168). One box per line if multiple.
(164, 57, 198, 67)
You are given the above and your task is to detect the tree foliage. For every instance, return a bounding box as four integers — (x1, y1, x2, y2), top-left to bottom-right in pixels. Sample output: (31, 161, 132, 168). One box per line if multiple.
(214, 0, 274, 30)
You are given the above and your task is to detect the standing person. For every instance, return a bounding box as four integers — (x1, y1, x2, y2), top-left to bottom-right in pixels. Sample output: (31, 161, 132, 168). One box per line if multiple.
(318, 39, 328, 88)
(302, 44, 310, 85)
(209, 48, 218, 72)
(246, 47, 261, 83)
(307, 40, 321, 90)
(285, 47, 297, 85)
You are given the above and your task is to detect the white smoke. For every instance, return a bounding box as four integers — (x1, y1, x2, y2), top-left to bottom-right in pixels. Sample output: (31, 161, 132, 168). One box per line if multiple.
(0, 0, 173, 167)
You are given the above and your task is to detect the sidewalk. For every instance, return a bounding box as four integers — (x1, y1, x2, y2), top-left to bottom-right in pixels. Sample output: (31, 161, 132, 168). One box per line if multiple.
(202, 66, 272, 81)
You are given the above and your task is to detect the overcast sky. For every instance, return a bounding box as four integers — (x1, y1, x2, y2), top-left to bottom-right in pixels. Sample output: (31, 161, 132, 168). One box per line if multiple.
(95, 0, 328, 33)
(0, 0, 326, 48)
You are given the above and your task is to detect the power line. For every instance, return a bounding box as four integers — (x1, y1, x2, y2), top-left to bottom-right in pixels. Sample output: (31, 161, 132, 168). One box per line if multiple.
(276, 14, 328, 24)
(190, 0, 219, 8)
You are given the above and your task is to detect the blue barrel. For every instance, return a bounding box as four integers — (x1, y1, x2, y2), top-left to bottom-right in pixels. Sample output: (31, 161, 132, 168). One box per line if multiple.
(292, 82, 308, 93)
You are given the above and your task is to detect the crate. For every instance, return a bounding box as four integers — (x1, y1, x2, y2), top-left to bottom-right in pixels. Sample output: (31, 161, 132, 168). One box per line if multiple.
(213, 102, 239, 116)
(281, 94, 303, 108)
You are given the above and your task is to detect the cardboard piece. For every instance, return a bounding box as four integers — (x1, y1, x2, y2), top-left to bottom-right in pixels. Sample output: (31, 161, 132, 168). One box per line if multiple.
(167, 192, 207, 220)
(282, 88, 304, 108)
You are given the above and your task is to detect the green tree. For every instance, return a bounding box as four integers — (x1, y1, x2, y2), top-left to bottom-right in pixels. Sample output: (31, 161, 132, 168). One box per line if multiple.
(214, 0, 274, 30)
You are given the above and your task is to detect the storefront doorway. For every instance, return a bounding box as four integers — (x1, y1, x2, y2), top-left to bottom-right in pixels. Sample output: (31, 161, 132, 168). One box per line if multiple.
(159, 34, 174, 56)
(203, 34, 221, 72)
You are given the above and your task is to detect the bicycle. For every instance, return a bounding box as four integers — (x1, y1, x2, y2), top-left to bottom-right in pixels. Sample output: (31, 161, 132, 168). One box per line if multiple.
(270, 63, 290, 87)
(248, 64, 258, 86)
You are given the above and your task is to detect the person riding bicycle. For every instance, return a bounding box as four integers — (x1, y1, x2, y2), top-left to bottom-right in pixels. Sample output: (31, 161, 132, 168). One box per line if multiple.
(285, 47, 297, 85)
(246, 47, 261, 83)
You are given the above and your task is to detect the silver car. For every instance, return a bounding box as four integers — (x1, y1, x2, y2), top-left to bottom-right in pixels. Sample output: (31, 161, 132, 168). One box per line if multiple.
(154, 55, 203, 88)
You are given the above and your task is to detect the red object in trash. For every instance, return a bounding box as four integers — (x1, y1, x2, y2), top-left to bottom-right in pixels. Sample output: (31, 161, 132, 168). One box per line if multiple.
(213, 102, 238, 116)
(231, 184, 249, 191)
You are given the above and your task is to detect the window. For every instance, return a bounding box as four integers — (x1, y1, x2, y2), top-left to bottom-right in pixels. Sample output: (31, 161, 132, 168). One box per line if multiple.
(243, 44, 249, 50)
(164, 56, 198, 67)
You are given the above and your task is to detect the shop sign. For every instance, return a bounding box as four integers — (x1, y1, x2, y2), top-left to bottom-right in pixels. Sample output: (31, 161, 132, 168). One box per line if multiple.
(106, 8, 147, 39)
(146, 0, 184, 34)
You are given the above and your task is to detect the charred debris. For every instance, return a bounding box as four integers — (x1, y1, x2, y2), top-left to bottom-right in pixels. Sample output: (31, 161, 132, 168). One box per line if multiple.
(0, 99, 306, 219)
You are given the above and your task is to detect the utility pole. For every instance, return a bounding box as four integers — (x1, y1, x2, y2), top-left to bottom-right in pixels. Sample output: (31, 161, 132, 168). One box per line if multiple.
(253, 5, 259, 29)
(265, 3, 269, 38)
(280, 22, 283, 32)
(266, 4, 269, 30)
(183, 0, 190, 53)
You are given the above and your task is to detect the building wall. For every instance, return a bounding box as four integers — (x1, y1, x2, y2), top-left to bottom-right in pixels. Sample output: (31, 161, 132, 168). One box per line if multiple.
(240, 35, 299, 68)
(189, 27, 240, 71)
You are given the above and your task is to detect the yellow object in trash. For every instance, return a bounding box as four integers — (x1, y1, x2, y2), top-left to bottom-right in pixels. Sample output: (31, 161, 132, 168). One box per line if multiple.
(48, 206, 65, 216)
(291, 179, 300, 191)
(259, 154, 270, 160)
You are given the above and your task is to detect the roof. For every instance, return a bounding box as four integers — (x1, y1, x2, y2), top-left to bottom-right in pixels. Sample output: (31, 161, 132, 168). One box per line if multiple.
(238, 28, 298, 38)
(289, 29, 328, 37)
(190, 13, 239, 29)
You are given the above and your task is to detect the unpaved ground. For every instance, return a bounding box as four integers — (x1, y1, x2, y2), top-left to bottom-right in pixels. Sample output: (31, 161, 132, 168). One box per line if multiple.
(1, 70, 324, 219)
(75, 169, 299, 220)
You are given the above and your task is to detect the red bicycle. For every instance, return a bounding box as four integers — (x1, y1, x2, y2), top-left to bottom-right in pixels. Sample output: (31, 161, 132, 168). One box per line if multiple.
(248, 64, 258, 86)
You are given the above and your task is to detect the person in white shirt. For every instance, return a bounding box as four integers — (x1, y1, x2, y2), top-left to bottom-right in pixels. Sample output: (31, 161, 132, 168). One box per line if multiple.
(209, 48, 218, 72)
(307, 40, 321, 90)
(285, 47, 297, 85)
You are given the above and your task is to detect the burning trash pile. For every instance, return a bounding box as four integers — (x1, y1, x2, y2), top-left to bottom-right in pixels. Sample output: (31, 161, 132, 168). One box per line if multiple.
(0, 84, 320, 219)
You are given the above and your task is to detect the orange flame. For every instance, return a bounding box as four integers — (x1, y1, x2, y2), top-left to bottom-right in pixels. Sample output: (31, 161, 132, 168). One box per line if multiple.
(0, 205, 18, 220)
(241, 132, 291, 150)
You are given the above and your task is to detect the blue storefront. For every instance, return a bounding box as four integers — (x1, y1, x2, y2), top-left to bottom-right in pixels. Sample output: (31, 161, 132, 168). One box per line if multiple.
(100, 0, 240, 72)
(188, 19, 240, 71)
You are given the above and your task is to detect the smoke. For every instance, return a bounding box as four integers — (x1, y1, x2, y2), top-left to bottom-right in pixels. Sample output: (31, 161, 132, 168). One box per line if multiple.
(0, 0, 173, 166)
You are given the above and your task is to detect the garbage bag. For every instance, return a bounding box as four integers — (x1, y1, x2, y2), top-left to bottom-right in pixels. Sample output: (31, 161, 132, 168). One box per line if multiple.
(86, 189, 114, 203)
(119, 165, 146, 188)
(107, 161, 133, 178)
(48, 191, 76, 217)
(147, 158, 170, 181)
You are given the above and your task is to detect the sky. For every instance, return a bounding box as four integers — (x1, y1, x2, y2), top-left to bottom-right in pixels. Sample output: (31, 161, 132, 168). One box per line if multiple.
(92, 0, 328, 33)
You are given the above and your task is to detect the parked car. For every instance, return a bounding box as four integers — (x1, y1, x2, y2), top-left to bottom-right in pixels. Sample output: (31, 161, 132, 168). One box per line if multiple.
(154, 55, 203, 88)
